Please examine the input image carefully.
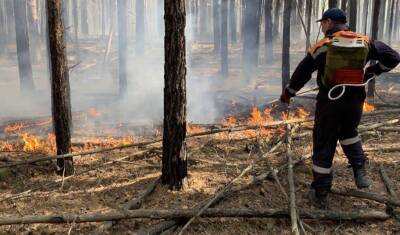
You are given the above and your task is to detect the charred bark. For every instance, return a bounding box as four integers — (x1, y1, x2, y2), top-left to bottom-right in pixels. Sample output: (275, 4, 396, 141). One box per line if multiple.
(221, 0, 228, 77)
(264, 0, 273, 64)
(282, 0, 292, 91)
(305, 0, 312, 51)
(46, 0, 73, 176)
(367, 0, 381, 100)
(162, 0, 188, 191)
(13, 0, 35, 93)
(117, 0, 127, 98)
(136, 0, 145, 55)
(229, 0, 237, 44)
(213, 0, 221, 53)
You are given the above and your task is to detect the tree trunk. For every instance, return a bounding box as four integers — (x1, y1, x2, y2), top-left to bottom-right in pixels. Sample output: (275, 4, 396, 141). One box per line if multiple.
(388, 0, 396, 44)
(117, 0, 127, 98)
(264, 0, 273, 64)
(46, 0, 73, 176)
(158, 0, 164, 37)
(378, 0, 386, 40)
(0, 0, 7, 54)
(72, 0, 80, 62)
(273, 0, 282, 42)
(14, 0, 35, 93)
(363, 0, 369, 34)
(367, 0, 381, 100)
(199, 0, 207, 40)
(329, 0, 338, 8)
(221, 0, 228, 77)
(341, 0, 348, 12)
(305, 0, 312, 51)
(27, 0, 41, 63)
(213, 0, 221, 53)
(242, 0, 261, 79)
(162, 0, 188, 191)
(282, 0, 292, 91)
(229, 0, 237, 43)
(349, 0, 357, 31)
(395, 0, 400, 41)
(136, 0, 145, 55)
(80, 0, 89, 35)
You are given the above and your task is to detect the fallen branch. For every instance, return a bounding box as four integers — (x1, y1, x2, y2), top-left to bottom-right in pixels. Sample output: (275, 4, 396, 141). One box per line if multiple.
(286, 123, 300, 235)
(363, 147, 400, 153)
(379, 165, 400, 221)
(0, 208, 389, 225)
(363, 108, 400, 117)
(176, 132, 290, 235)
(136, 152, 310, 235)
(93, 177, 161, 235)
(331, 189, 400, 207)
(358, 119, 399, 132)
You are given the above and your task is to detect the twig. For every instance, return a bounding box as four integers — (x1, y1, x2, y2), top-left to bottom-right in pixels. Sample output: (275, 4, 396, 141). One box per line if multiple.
(287, 123, 300, 235)
(379, 165, 400, 221)
(92, 177, 161, 235)
(0, 208, 389, 225)
(363, 146, 400, 153)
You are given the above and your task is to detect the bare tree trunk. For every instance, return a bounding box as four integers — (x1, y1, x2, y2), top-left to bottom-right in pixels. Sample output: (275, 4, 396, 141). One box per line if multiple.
(81, 0, 89, 35)
(0, 0, 7, 55)
(221, 0, 228, 77)
(28, 0, 41, 63)
(157, 0, 164, 37)
(388, 0, 396, 44)
(305, 0, 312, 51)
(349, 0, 357, 31)
(329, 0, 338, 8)
(117, 0, 127, 98)
(341, 0, 348, 12)
(47, 0, 73, 176)
(378, 0, 386, 40)
(395, 0, 400, 41)
(363, 0, 370, 34)
(136, 0, 145, 55)
(162, 0, 188, 191)
(367, 0, 381, 100)
(14, 0, 35, 93)
(273, 0, 282, 42)
(229, 0, 237, 43)
(282, 0, 292, 91)
(264, 0, 273, 64)
(199, 0, 207, 40)
(242, 0, 261, 80)
(72, 0, 80, 62)
(213, 0, 221, 53)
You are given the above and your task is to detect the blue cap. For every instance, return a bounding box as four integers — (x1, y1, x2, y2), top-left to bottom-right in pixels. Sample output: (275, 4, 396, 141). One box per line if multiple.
(316, 8, 347, 23)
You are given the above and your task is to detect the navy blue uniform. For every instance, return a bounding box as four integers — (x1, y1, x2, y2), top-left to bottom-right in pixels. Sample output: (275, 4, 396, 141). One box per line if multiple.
(285, 25, 400, 192)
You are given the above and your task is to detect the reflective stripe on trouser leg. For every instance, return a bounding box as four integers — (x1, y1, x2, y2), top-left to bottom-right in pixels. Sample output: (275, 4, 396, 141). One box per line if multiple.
(340, 136, 366, 167)
(339, 135, 361, 146)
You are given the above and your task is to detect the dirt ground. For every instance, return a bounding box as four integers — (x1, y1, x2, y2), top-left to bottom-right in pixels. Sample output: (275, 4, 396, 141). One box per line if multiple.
(0, 40, 400, 234)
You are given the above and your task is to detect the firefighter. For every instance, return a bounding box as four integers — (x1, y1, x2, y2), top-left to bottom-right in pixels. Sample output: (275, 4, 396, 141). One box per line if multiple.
(280, 8, 400, 209)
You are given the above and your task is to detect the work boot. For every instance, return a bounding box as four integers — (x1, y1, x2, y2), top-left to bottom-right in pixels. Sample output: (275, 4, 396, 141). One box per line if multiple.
(352, 164, 370, 189)
(308, 188, 329, 210)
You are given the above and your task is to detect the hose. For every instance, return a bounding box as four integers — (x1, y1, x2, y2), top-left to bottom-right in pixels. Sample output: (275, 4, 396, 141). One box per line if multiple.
(328, 75, 377, 101)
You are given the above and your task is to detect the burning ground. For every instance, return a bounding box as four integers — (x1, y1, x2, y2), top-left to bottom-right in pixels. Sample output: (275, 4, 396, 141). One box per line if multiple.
(0, 41, 400, 234)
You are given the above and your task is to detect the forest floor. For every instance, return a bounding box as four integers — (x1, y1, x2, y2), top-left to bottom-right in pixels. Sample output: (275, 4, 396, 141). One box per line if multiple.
(0, 41, 399, 234)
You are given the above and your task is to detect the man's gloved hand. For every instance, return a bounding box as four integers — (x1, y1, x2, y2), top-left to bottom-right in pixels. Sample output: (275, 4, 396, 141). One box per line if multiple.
(364, 64, 382, 82)
(280, 88, 295, 104)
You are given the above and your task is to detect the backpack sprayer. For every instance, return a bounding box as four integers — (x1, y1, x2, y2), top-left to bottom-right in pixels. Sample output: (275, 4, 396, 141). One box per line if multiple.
(322, 31, 373, 101)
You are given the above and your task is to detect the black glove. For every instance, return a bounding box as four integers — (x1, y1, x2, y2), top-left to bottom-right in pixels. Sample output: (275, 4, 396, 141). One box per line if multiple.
(280, 88, 295, 105)
(364, 64, 383, 82)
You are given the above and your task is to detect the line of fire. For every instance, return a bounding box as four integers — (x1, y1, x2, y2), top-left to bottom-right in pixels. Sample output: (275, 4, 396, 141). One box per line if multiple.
(0, 0, 399, 234)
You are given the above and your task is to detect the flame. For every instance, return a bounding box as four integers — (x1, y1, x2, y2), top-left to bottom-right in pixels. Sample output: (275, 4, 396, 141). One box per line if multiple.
(363, 102, 376, 113)
(21, 133, 42, 152)
(4, 123, 27, 133)
(187, 124, 206, 134)
(0, 141, 16, 151)
(247, 107, 274, 126)
(222, 116, 237, 127)
(87, 107, 101, 118)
